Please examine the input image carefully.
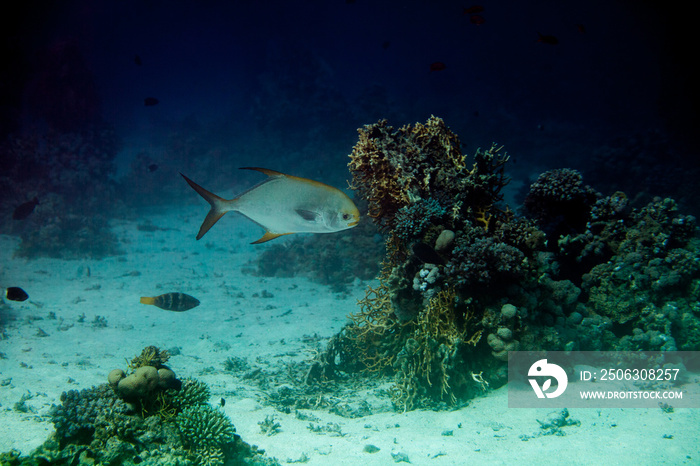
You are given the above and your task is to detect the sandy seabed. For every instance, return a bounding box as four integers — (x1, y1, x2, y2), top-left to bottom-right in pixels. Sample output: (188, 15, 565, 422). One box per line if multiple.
(1, 206, 698, 465)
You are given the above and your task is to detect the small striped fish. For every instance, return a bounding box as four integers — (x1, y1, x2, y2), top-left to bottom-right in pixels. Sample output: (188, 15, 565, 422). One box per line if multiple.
(140, 292, 200, 312)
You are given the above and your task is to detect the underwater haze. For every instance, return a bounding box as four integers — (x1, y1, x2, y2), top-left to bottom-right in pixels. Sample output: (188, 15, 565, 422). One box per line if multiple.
(1, 1, 699, 465)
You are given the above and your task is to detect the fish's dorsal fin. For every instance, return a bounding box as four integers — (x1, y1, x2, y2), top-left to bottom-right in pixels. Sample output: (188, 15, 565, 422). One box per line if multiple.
(239, 167, 353, 196)
(239, 167, 286, 178)
(251, 231, 292, 244)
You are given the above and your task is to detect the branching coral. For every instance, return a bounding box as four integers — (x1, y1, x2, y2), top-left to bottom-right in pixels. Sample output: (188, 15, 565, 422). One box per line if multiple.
(176, 405, 237, 466)
(344, 278, 409, 374)
(390, 287, 473, 411)
(348, 116, 513, 273)
(339, 272, 485, 411)
(348, 116, 507, 235)
(347, 119, 413, 227)
(170, 377, 212, 411)
(128, 345, 171, 370)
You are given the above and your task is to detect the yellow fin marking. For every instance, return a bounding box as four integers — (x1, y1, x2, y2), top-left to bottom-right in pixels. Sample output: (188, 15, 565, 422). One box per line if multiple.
(252, 231, 292, 244)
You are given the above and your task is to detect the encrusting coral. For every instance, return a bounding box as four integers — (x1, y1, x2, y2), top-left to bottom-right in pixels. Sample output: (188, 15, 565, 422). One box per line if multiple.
(104, 346, 186, 420)
(581, 198, 700, 350)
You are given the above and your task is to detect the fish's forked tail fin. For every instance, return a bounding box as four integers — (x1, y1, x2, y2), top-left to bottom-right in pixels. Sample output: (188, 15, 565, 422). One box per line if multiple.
(181, 173, 232, 240)
(140, 296, 156, 305)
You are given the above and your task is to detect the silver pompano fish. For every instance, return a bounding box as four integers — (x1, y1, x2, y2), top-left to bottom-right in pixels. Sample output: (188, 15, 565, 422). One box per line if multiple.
(181, 167, 360, 244)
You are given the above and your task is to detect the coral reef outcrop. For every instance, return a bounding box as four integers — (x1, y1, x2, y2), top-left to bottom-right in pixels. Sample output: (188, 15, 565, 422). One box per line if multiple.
(309, 116, 700, 412)
(1, 346, 279, 466)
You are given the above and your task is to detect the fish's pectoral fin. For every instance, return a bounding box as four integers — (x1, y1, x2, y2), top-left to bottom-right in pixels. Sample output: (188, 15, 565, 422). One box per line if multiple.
(251, 231, 292, 244)
(239, 167, 286, 178)
(295, 209, 320, 222)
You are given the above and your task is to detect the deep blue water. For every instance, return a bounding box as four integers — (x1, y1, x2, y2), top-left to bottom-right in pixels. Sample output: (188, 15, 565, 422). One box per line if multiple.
(3, 0, 698, 199)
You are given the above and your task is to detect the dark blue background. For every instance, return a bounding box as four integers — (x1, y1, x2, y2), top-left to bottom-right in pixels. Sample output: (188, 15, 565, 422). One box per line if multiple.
(2, 0, 698, 210)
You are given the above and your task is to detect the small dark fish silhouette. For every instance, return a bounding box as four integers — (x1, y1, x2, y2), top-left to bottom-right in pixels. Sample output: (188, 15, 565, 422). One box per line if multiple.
(134, 55, 143, 66)
(463, 5, 484, 15)
(148, 163, 159, 172)
(13, 197, 39, 220)
(140, 292, 200, 312)
(470, 14, 485, 25)
(6, 287, 29, 302)
(430, 62, 447, 72)
(537, 33, 559, 45)
(144, 97, 159, 106)
(220, 398, 226, 407)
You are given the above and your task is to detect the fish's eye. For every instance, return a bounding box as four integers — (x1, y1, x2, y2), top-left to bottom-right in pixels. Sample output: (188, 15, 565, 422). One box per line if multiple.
(342, 213, 351, 220)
